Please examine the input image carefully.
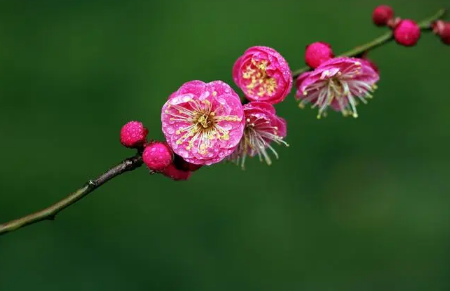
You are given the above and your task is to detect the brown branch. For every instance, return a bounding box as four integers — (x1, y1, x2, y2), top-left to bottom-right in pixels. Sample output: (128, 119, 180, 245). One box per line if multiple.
(292, 8, 447, 78)
(0, 154, 143, 236)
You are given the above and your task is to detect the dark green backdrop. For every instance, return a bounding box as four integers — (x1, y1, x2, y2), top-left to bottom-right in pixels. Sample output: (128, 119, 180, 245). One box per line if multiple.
(1, 0, 449, 290)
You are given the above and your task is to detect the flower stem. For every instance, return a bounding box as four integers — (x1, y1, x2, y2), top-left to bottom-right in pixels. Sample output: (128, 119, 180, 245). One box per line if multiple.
(0, 154, 143, 236)
(292, 8, 447, 78)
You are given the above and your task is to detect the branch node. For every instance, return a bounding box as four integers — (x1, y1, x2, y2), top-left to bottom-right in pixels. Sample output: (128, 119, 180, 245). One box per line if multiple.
(88, 180, 97, 187)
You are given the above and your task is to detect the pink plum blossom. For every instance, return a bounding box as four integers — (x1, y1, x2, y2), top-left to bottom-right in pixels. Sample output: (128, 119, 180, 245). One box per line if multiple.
(233, 46, 292, 104)
(229, 101, 288, 168)
(295, 57, 379, 118)
(161, 80, 245, 166)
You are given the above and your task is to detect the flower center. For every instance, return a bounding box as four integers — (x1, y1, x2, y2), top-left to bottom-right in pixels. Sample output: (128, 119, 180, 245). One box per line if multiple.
(196, 113, 213, 129)
(165, 97, 242, 156)
(328, 78, 345, 96)
(242, 59, 277, 98)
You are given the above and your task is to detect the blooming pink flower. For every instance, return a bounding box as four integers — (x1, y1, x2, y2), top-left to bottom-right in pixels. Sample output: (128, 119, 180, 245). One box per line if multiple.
(120, 121, 148, 148)
(229, 101, 288, 168)
(295, 57, 379, 118)
(233, 46, 292, 104)
(161, 80, 245, 166)
(360, 54, 379, 74)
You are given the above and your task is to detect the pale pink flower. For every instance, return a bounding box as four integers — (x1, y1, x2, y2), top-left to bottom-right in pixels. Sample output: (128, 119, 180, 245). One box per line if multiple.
(233, 46, 292, 104)
(161, 80, 244, 166)
(230, 101, 288, 168)
(295, 57, 379, 118)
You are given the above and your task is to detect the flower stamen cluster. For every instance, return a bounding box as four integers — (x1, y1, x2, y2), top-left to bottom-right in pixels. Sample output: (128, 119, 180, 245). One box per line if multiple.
(162, 81, 245, 166)
(296, 58, 379, 118)
(233, 46, 292, 104)
(242, 59, 278, 98)
(165, 97, 241, 155)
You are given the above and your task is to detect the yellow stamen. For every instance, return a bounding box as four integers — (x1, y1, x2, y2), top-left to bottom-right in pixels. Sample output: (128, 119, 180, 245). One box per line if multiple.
(242, 59, 277, 98)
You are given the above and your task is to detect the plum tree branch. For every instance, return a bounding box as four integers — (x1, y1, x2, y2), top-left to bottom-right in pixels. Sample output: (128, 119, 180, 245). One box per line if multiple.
(0, 154, 143, 236)
(0, 8, 447, 238)
(292, 8, 447, 78)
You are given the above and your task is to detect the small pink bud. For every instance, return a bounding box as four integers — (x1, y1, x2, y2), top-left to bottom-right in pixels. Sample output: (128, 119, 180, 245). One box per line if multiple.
(120, 121, 148, 148)
(372, 5, 394, 27)
(142, 142, 173, 172)
(433, 20, 450, 45)
(440, 26, 450, 45)
(304, 42, 334, 69)
(161, 164, 191, 181)
(394, 19, 421, 47)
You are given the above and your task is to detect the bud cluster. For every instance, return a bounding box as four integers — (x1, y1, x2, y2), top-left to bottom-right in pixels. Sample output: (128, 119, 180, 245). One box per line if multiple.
(372, 5, 449, 46)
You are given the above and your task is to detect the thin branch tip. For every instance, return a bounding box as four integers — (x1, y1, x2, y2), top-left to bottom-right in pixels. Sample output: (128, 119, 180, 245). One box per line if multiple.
(0, 153, 143, 236)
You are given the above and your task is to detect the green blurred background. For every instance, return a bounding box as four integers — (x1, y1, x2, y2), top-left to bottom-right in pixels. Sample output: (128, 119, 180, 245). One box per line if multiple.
(1, 0, 449, 290)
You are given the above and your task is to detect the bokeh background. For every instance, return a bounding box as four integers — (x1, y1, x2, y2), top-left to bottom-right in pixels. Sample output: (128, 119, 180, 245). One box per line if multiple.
(1, 0, 449, 290)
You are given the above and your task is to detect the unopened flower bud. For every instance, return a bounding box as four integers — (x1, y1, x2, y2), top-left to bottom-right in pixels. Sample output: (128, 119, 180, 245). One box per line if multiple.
(120, 121, 148, 148)
(394, 19, 421, 47)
